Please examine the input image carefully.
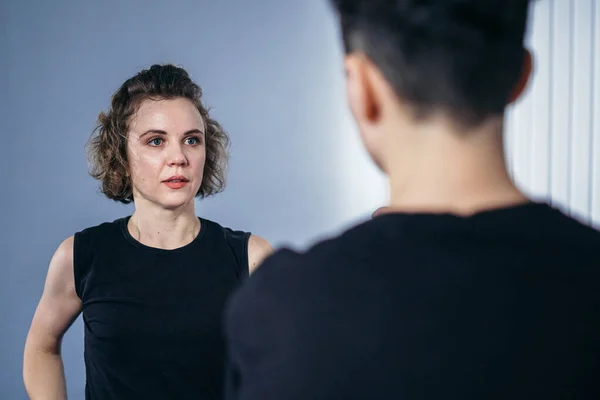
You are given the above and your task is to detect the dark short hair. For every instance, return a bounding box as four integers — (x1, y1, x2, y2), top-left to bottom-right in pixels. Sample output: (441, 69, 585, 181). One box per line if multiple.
(87, 64, 230, 203)
(330, 0, 532, 126)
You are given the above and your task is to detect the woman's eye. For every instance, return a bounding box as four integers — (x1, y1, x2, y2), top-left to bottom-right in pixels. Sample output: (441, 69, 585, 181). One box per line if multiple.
(185, 137, 201, 145)
(148, 138, 163, 146)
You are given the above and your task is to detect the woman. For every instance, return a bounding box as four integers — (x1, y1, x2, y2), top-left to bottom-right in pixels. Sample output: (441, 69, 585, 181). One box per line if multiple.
(23, 64, 273, 399)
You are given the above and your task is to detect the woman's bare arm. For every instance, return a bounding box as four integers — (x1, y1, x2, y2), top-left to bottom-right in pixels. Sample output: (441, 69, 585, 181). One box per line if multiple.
(23, 236, 82, 400)
(247, 235, 274, 274)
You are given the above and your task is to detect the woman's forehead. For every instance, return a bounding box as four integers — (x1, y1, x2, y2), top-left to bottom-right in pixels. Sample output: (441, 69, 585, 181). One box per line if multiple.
(130, 98, 205, 134)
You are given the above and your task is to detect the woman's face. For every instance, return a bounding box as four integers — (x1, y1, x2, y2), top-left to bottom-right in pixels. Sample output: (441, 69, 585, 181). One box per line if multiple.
(126, 97, 206, 210)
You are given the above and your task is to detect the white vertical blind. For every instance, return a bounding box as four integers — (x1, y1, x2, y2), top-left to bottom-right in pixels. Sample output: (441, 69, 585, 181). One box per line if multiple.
(506, 0, 599, 227)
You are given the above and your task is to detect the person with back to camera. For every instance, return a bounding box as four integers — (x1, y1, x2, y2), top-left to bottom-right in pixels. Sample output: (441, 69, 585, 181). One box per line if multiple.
(223, 0, 600, 399)
(23, 64, 273, 400)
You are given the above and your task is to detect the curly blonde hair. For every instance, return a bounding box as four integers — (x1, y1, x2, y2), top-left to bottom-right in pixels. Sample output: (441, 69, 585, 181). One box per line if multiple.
(86, 64, 230, 204)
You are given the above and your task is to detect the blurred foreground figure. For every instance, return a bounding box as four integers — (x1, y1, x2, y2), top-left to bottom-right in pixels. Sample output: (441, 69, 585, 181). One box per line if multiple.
(224, 1, 600, 399)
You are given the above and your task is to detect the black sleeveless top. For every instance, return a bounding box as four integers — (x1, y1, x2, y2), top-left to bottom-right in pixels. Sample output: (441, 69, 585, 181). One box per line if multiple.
(73, 216, 251, 400)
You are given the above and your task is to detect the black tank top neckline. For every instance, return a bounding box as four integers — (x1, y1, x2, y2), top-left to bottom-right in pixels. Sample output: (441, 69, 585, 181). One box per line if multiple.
(119, 215, 206, 254)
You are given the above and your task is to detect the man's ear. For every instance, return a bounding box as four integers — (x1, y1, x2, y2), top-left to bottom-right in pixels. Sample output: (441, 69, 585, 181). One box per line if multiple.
(508, 49, 533, 104)
(345, 54, 380, 125)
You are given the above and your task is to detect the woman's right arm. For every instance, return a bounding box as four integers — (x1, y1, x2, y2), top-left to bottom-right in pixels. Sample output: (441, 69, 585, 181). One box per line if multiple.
(23, 236, 83, 400)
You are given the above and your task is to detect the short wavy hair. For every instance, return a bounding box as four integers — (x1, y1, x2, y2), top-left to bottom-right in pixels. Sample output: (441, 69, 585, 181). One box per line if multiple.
(86, 64, 230, 204)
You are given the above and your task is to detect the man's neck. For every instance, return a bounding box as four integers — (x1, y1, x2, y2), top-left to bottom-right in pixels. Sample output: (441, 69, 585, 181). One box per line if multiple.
(384, 117, 528, 216)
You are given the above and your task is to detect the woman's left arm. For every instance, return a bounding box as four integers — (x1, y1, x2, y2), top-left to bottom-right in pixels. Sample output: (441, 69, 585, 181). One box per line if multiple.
(247, 235, 274, 274)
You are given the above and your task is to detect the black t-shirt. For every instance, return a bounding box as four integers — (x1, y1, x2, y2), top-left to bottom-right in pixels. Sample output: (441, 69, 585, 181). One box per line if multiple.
(74, 216, 250, 399)
(225, 202, 600, 399)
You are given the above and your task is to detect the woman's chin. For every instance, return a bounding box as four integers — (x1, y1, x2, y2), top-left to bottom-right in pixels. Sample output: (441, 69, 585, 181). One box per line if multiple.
(158, 194, 196, 211)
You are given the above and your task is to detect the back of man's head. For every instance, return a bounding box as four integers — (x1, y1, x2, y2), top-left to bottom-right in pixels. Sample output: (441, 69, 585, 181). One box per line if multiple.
(330, 0, 532, 127)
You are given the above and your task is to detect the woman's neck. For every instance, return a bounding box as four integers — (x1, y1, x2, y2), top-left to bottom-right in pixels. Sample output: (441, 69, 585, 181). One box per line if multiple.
(128, 203, 200, 250)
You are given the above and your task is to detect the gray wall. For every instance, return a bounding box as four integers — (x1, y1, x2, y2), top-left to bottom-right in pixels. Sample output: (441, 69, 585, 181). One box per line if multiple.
(2, 0, 12, 393)
(1, 0, 386, 398)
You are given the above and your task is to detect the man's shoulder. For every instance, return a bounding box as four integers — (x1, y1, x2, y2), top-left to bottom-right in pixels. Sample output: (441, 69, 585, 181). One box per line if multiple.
(250, 240, 341, 284)
(224, 239, 343, 330)
(234, 219, 382, 297)
(261, 222, 375, 272)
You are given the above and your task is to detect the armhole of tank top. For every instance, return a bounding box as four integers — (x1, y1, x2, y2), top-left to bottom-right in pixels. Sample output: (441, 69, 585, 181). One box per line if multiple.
(240, 231, 251, 280)
(209, 220, 252, 281)
(72, 231, 84, 300)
